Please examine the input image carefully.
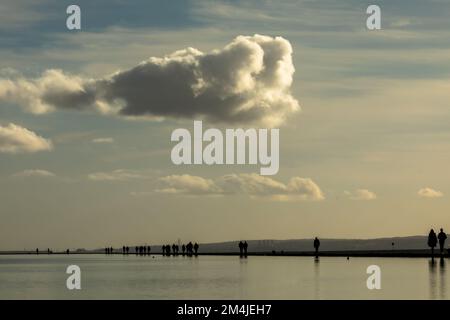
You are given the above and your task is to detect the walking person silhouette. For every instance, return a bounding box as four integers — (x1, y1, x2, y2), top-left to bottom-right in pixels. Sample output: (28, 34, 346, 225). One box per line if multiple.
(243, 241, 248, 257)
(187, 242, 193, 256)
(194, 243, 199, 256)
(313, 237, 320, 258)
(238, 241, 244, 257)
(428, 229, 438, 261)
(438, 228, 447, 255)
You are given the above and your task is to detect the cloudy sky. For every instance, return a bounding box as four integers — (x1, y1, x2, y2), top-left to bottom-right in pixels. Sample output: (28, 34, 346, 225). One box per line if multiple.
(1, 0, 450, 250)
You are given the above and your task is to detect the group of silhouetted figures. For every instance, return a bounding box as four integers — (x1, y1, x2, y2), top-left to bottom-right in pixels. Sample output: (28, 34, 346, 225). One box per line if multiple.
(162, 242, 199, 256)
(311, 229, 448, 261)
(105, 247, 115, 254)
(133, 246, 151, 255)
(38, 228, 448, 259)
(238, 241, 248, 257)
(428, 228, 448, 260)
(105, 246, 152, 255)
(35, 248, 53, 255)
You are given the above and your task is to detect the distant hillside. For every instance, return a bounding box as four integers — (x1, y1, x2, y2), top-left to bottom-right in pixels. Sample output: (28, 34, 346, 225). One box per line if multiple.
(1, 235, 439, 254)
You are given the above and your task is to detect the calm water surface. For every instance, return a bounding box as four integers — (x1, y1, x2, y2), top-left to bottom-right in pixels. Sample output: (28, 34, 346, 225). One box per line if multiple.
(0, 255, 448, 299)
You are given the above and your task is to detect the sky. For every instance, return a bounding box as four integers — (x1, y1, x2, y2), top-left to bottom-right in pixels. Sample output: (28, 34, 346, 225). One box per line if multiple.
(1, 0, 450, 250)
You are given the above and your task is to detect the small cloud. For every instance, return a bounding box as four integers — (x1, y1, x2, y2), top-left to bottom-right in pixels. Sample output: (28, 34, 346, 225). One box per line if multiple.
(12, 169, 55, 178)
(92, 137, 114, 144)
(344, 189, 377, 200)
(156, 174, 221, 195)
(0, 123, 52, 154)
(418, 187, 443, 198)
(88, 169, 147, 181)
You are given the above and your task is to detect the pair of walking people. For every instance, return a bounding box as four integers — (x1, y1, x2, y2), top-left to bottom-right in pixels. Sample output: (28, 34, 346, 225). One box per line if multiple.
(428, 228, 447, 258)
(238, 241, 248, 257)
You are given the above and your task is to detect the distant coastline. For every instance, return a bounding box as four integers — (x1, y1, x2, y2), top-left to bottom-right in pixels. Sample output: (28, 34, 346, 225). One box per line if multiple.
(1, 235, 449, 258)
(0, 249, 448, 258)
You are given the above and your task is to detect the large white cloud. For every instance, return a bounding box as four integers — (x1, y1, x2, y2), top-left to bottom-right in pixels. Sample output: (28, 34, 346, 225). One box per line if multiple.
(0, 123, 52, 154)
(156, 173, 324, 201)
(418, 187, 443, 198)
(0, 35, 299, 127)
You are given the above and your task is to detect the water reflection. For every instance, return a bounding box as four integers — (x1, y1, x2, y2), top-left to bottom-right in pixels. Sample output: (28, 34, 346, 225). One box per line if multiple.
(429, 259, 437, 299)
(439, 258, 446, 299)
(2, 255, 450, 299)
(313, 257, 320, 299)
(428, 258, 446, 300)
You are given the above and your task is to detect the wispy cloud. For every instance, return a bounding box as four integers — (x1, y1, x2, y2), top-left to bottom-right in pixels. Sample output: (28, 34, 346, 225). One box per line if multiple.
(0, 0, 54, 29)
(12, 169, 55, 178)
(92, 137, 114, 144)
(88, 169, 149, 182)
